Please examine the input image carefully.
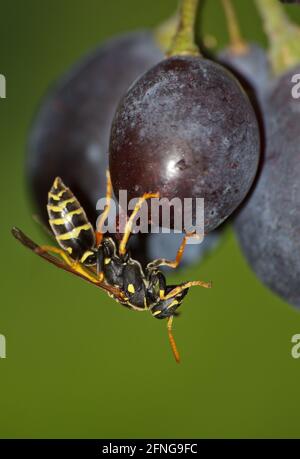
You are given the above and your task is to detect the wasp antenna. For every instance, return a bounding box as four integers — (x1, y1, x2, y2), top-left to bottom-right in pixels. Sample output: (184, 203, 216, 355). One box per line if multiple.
(96, 169, 113, 247)
(167, 316, 180, 364)
(119, 191, 160, 256)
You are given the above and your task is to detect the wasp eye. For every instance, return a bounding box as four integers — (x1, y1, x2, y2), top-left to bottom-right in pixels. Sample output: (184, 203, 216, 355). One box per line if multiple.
(82, 252, 97, 266)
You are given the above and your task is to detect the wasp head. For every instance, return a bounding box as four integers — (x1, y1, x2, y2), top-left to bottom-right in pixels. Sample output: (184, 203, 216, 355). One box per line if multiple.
(150, 284, 189, 319)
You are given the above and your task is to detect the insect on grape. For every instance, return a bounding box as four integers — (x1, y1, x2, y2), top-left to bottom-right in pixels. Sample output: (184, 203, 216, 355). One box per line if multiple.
(12, 171, 211, 362)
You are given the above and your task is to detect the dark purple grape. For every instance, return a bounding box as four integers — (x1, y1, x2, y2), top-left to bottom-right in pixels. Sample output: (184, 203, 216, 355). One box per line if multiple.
(109, 55, 260, 233)
(219, 44, 270, 102)
(234, 65, 300, 307)
(217, 45, 269, 201)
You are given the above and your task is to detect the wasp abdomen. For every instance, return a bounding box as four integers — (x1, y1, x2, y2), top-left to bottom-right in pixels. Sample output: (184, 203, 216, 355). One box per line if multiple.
(47, 177, 95, 260)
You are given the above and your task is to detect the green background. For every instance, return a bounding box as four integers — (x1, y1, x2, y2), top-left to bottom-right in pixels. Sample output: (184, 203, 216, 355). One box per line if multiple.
(1, 0, 300, 439)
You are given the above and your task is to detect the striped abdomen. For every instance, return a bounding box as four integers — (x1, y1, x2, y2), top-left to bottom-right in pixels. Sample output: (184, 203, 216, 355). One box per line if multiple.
(47, 177, 96, 261)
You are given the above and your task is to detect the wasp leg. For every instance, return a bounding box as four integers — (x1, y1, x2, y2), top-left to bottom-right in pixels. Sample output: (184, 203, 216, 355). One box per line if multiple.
(96, 170, 113, 247)
(72, 263, 104, 284)
(119, 192, 159, 256)
(38, 245, 103, 284)
(167, 316, 180, 363)
(147, 233, 189, 270)
(147, 232, 204, 270)
(39, 245, 73, 266)
(163, 280, 212, 300)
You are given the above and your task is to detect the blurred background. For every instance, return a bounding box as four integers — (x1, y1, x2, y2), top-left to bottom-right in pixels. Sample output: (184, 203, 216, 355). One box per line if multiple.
(1, 0, 300, 439)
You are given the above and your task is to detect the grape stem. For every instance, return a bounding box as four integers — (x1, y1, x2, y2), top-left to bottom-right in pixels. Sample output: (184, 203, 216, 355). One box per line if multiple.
(255, 0, 300, 75)
(167, 0, 201, 57)
(221, 0, 248, 55)
(155, 12, 180, 52)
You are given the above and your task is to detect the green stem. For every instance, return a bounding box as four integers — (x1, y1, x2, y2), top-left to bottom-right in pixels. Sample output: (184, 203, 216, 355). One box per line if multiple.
(221, 0, 248, 55)
(154, 12, 180, 52)
(255, 0, 300, 75)
(167, 0, 201, 57)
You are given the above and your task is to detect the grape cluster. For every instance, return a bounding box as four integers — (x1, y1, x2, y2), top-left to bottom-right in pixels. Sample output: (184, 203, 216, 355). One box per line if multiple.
(26, 0, 300, 310)
(27, 30, 221, 266)
(219, 44, 270, 103)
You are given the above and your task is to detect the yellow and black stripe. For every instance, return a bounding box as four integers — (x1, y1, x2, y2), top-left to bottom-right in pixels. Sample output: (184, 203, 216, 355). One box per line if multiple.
(47, 177, 95, 260)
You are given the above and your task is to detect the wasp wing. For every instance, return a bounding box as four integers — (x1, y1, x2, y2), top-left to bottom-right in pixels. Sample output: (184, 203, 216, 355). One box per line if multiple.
(11, 227, 126, 301)
(32, 214, 56, 240)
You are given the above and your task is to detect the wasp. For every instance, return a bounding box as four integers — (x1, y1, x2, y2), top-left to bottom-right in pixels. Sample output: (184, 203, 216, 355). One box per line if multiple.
(12, 171, 211, 362)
